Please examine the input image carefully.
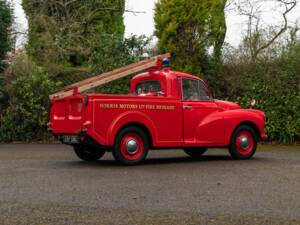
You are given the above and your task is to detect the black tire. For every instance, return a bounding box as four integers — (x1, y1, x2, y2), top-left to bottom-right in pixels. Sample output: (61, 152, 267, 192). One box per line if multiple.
(112, 127, 149, 165)
(73, 144, 106, 161)
(229, 125, 258, 160)
(184, 147, 208, 158)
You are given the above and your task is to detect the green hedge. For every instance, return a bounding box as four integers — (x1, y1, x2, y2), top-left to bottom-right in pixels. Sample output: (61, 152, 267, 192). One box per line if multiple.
(222, 45, 300, 143)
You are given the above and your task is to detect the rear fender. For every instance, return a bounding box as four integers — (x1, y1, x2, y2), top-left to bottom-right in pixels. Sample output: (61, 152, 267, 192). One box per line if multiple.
(107, 111, 158, 147)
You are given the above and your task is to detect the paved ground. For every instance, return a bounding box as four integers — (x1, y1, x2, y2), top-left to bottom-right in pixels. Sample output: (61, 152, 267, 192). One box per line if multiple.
(0, 144, 299, 225)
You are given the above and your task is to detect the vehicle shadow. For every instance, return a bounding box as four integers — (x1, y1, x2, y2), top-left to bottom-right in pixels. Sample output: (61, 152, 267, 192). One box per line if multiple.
(144, 155, 232, 165)
(62, 154, 263, 168)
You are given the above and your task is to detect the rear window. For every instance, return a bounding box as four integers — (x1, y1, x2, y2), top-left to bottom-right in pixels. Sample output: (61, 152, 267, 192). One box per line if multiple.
(136, 80, 161, 96)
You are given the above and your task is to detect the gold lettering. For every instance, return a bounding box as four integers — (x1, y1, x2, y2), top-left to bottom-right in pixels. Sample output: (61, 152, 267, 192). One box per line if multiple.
(100, 103, 176, 110)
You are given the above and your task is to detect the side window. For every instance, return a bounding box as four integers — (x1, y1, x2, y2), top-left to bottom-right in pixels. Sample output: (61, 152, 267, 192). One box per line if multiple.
(182, 78, 212, 101)
(136, 80, 161, 96)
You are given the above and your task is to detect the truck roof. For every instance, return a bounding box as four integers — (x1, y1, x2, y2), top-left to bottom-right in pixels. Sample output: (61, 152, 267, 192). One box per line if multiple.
(130, 69, 203, 98)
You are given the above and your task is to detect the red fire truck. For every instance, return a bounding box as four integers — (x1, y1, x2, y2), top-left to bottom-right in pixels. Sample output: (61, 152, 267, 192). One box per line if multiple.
(49, 54, 267, 165)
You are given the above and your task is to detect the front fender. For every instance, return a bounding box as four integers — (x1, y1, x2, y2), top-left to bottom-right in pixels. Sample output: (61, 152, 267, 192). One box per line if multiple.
(222, 109, 265, 145)
(107, 111, 158, 146)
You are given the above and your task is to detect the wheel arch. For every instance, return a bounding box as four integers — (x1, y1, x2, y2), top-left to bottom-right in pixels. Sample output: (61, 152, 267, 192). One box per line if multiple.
(221, 109, 265, 146)
(107, 111, 157, 147)
(232, 121, 261, 141)
(115, 122, 153, 148)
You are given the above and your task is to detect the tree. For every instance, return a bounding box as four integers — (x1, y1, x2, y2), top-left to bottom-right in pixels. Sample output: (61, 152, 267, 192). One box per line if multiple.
(154, 0, 227, 76)
(234, 0, 297, 61)
(0, 0, 13, 109)
(22, 0, 125, 68)
(0, 0, 12, 71)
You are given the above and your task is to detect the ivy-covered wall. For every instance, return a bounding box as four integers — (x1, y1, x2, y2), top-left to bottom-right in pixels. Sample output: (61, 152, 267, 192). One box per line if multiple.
(22, 0, 125, 68)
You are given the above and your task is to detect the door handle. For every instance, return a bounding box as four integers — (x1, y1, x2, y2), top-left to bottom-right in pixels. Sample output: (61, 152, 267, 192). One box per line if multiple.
(183, 105, 193, 110)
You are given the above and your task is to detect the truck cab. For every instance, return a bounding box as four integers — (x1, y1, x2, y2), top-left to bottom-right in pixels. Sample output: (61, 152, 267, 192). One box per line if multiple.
(50, 57, 267, 165)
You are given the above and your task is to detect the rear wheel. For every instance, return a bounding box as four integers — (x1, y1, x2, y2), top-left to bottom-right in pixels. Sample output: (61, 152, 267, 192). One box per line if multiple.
(73, 144, 106, 161)
(113, 127, 149, 165)
(184, 147, 208, 158)
(229, 125, 257, 160)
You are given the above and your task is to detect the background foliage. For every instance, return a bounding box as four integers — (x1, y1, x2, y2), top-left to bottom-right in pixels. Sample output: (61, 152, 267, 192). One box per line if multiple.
(0, 0, 299, 143)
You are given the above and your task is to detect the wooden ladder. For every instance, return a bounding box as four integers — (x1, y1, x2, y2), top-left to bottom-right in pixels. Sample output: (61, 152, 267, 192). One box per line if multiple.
(50, 53, 170, 100)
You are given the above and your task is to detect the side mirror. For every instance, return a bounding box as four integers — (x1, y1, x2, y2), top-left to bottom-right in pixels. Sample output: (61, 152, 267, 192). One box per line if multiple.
(250, 99, 256, 108)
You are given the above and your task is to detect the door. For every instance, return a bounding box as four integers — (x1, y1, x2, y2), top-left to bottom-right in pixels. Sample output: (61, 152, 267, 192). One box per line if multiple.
(181, 78, 225, 145)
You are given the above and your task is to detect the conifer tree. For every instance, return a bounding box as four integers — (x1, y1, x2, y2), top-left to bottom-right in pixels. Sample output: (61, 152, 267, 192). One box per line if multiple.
(0, 0, 12, 71)
(0, 0, 12, 106)
(154, 0, 227, 75)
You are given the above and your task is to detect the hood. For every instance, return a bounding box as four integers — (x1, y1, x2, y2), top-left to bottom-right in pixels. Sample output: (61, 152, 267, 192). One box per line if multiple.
(215, 100, 241, 111)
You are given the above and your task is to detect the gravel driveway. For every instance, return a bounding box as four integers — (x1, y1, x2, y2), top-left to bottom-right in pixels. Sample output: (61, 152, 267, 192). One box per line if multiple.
(0, 144, 299, 225)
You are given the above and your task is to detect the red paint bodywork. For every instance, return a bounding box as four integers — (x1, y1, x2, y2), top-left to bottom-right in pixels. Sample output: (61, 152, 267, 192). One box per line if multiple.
(49, 69, 267, 148)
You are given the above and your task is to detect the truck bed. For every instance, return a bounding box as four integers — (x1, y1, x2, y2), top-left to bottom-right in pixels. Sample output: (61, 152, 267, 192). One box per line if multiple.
(50, 94, 183, 148)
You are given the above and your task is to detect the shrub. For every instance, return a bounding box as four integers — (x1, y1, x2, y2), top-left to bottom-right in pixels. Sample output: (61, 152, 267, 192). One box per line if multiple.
(0, 54, 61, 142)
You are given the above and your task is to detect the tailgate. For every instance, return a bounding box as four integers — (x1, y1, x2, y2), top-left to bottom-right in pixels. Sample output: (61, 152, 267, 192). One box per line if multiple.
(50, 96, 86, 134)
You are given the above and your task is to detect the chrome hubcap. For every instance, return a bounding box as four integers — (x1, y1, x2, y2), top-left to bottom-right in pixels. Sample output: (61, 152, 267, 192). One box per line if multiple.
(126, 139, 139, 154)
(240, 136, 250, 150)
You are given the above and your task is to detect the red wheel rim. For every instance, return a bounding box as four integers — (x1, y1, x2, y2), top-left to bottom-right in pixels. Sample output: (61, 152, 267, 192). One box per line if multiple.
(235, 131, 254, 156)
(120, 133, 144, 161)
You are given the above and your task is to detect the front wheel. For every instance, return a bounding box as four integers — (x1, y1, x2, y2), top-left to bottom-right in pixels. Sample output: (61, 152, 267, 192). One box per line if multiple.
(112, 127, 149, 165)
(229, 125, 257, 160)
(184, 147, 208, 158)
(73, 145, 106, 161)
